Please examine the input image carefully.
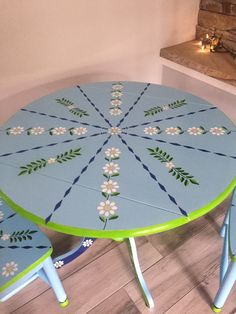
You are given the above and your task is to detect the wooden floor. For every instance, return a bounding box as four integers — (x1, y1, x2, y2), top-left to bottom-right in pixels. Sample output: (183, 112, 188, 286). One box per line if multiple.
(1, 198, 236, 314)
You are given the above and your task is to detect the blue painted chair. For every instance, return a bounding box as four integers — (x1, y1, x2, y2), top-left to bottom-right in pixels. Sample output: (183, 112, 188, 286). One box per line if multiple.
(0, 198, 68, 307)
(212, 190, 236, 312)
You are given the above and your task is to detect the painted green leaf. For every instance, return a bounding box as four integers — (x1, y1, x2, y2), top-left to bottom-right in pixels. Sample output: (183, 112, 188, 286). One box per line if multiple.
(109, 215, 119, 220)
(111, 173, 119, 177)
(99, 216, 106, 223)
(111, 192, 120, 196)
(111, 157, 120, 161)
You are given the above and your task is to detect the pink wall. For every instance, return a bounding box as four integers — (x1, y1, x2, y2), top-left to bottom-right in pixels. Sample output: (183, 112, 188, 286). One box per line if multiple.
(0, 0, 199, 123)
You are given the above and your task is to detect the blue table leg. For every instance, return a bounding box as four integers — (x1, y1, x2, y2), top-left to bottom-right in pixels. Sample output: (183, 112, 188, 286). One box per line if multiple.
(213, 262, 236, 312)
(127, 237, 154, 308)
(42, 257, 68, 307)
(220, 210, 229, 238)
(53, 237, 96, 268)
(220, 218, 229, 283)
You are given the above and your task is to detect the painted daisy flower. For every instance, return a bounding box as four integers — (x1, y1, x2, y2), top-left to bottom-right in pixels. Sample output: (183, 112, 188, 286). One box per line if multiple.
(109, 108, 122, 116)
(54, 260, 64, 269)
(30, 127, 45, 135)
(187, 127, 203, 136)
(9, 126, 24, 135)
(111, 99, 122, 107)
(144, 127, 159, 135)
(112, 83, 123, 91)
(51, 127, 67, 135)
(67, 104, 76, 110)
(101, 180, 119, 194)
(111, 91, 123, 98)
(105, 147, 121, 159)
(162, 105, 169, 111)
(103, 162, 120, 175)
(82, 239, 94, 247)
(165, 127, 181, 135)
(1, 234, 10, 241)
(210, 127, 226, 136)
(2, 262, 18, 277)
(108, 127, 121, 135)
(97, 200, 118, 218)
(47, 157, 57, 164)
(0, 211, 4, 220)
(72, 127, 87, 135)
(165, 161, 175, 170)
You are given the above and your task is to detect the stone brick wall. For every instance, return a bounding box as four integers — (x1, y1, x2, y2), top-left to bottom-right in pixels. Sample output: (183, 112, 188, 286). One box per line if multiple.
(196, 0, 236, 50)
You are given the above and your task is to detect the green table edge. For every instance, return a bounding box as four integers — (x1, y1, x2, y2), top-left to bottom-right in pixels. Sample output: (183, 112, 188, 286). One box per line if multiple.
(228, 191, 236, 263)
(1, 177, 236, 239)
(0, 247, 53, 293)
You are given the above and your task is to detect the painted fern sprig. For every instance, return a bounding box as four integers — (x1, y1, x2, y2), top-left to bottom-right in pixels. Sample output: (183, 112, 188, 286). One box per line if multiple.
(56, 148, 81, 163)
(9, 230, 38, 243)
(147, 147, 173, 163)
(18, 148, 82, 175)
(147, 147, 199, 186)
(18, 159, 47, 175)
(168, 99, 186, 109)
(169, 168, 199, 186)
(69, 107, 89, 117)
(56, 98, 89, 117)
(144, 99, 186, 117)
(144, 106, 163, 117)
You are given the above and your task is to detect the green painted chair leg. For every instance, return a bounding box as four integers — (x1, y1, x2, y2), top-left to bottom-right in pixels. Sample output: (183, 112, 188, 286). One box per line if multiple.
(60, 298, 69, 308)
(211, 304, 222, 313)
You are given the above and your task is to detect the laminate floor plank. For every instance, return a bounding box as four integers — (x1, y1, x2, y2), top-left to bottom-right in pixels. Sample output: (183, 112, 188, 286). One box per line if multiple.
(165, 266, 236, 314)
(9, 237, 161, 314)
(148, 199, 228, 257)
(125, 224, 223, 314)
(87, 288, 141, 314)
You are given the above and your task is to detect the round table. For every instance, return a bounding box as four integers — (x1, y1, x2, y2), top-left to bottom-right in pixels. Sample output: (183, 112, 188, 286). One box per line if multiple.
(0, 81, 235, 307)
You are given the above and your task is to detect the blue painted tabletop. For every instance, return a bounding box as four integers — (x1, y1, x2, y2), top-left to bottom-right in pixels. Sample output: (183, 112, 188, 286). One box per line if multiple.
(0, 82, 235, 238)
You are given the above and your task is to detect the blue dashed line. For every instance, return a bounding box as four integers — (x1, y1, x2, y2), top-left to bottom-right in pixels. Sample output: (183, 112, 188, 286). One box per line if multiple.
(117, 83, 150, 127)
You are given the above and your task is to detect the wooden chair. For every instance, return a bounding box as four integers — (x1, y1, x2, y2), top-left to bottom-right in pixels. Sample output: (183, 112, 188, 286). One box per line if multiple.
(0, 197, 68, 307)
(212, 190, 236, 312)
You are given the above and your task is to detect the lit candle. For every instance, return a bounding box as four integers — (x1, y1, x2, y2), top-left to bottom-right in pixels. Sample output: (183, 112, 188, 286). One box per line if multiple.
(206, 34, 209, 39)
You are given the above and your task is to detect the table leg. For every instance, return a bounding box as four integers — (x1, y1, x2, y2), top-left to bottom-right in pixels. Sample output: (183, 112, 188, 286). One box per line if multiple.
(53, 237, 96, 268)
(127, 237, 154, 308)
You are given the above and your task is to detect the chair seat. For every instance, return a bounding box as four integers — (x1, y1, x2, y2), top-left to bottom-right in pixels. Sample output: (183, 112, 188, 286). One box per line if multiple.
(0, 198, 52, 293)
(229, 197, 236, 261)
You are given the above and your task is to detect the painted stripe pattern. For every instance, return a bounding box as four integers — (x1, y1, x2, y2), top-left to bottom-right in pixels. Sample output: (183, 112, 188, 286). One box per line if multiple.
(122, 106, 217, 130)
(77, 85, 112, 127)
(122, 132, 236, 160)
(45, 136, 111, 223)
(118, 135, 188, 217)
(21, 108, 107, 130)
(117, 83, 150, 127)
(0, 132, 106, 158)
